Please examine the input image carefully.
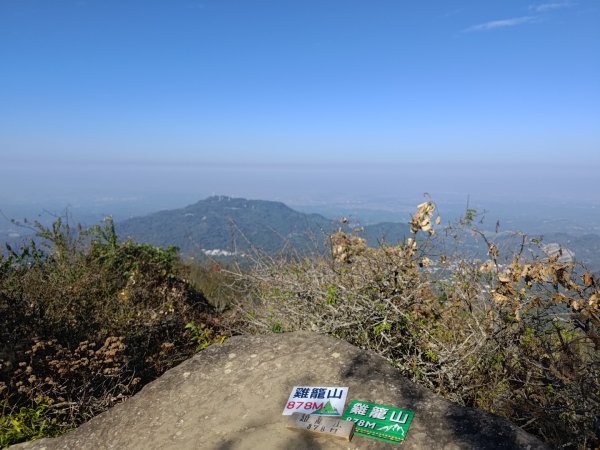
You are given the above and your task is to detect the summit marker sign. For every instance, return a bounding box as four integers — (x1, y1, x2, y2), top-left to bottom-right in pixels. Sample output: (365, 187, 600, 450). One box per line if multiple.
(282, 386, 348, 416)
(341, 400, 414, 444)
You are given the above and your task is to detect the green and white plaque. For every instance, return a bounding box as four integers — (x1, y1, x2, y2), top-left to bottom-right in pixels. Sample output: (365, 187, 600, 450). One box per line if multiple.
(341, 400, 414, 444)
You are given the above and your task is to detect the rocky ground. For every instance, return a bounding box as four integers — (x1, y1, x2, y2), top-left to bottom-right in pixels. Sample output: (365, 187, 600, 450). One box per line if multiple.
(11, 332, 548, 450)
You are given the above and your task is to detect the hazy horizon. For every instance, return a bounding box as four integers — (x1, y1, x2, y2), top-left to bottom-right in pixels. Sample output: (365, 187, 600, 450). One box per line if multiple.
(1, 0, 599, 233)
(2, 159, 599, 237)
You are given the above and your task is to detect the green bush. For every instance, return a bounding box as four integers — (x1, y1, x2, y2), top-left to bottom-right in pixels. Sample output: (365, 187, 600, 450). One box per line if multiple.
(0, 399, 62, 448)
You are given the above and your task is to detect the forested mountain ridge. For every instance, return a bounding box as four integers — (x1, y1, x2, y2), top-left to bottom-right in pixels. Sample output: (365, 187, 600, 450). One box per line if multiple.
(116, 196, 411, 256)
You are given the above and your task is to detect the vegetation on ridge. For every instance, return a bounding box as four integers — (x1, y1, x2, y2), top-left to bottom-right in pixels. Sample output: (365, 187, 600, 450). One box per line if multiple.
(1, 201, 599, 449)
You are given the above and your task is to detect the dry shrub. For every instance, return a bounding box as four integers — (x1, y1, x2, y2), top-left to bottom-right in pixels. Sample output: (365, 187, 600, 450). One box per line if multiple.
(236, 201, 599, 449)
(181, 260, 242, 312)
(0, 218, 224, 447)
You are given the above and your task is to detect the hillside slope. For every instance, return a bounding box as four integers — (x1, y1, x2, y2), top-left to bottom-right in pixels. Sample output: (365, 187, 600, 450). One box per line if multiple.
(116, 196, 410, 256)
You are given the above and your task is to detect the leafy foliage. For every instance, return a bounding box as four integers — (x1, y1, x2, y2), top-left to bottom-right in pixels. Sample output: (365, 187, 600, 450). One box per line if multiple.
(0, 399, 62, 448)
(185, 322, 226, 351)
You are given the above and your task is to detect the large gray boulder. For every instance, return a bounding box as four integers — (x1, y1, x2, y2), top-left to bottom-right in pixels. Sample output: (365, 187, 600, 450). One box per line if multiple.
(12, 332, 548, 449)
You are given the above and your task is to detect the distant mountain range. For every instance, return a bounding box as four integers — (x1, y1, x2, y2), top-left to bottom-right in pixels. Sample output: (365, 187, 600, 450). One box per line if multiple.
(3, 196, 598, 272)
(115, 196, 411, 257)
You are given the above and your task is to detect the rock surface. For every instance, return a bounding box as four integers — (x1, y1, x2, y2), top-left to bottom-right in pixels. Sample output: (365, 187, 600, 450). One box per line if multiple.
(12, 332, 548, 450)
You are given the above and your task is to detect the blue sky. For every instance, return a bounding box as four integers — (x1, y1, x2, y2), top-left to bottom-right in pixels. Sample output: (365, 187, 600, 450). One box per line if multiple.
(0, 1, 599, 209)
